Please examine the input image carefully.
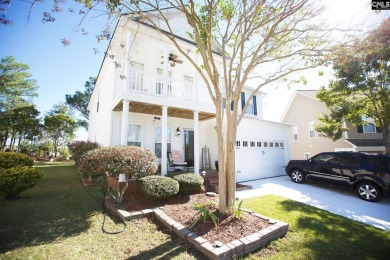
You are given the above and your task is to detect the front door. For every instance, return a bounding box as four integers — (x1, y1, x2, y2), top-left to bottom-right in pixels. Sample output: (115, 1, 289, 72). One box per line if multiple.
(184, 130, 194, 167)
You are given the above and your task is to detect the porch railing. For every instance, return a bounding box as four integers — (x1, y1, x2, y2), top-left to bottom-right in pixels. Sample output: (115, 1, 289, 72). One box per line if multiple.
(126, 70, 213, 105)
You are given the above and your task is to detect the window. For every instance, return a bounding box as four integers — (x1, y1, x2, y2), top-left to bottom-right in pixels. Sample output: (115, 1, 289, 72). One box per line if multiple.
(304, 153, 310, 160)
(362, 116, 376, 133)
(280, 143, 284, 148)
(156, 68, 172, 95)
(257, 142, 262, 147)
(155, 127, 171, 158)
(264, 142, 268, 147)
(275, 143, 280, 148)
(292, 126, 298, 141)
(308, 122, 316, 138)
(330, 155, 361, 168)
(241, 92, 257, 115)
(312, 154, 333, 164)
(270, 142, 274, 147)
(129, 62, 144, 91)
(243, 141, 248, 147)
(250, 141, 255, 147)
(128, 125, 141, 147)
(245, 93, 254, 114)
(236, 141, 241, 147)
(184, 76, 193, 99)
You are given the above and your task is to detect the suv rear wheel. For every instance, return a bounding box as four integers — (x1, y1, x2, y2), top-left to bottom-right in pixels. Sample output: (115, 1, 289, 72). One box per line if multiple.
(356, 182, 382, 202)
(290, 169, 305, 183)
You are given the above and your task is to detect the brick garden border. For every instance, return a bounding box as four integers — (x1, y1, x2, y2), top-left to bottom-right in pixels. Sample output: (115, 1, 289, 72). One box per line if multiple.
(115, 205, 288, 260)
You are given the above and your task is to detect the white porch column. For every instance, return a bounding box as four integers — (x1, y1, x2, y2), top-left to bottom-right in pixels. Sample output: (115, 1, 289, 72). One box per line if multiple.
(121, 100, 130, 146)
(163, 45, 169, 97)
(194, 110, 200, 174)
(161, 105, 168, 175)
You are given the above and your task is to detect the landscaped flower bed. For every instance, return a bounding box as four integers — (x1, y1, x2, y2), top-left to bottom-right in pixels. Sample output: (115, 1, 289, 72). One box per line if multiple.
(112, 193, 288, 260)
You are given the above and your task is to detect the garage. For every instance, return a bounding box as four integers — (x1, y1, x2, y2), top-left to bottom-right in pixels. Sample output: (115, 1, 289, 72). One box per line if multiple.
(235, 140, 287, 182)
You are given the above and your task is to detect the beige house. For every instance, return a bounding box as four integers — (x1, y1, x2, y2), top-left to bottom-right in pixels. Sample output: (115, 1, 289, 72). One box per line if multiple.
(281, 90, 385, 160)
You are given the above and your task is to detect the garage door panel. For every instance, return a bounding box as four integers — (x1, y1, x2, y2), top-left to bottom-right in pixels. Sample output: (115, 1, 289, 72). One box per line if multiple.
(236, 143, 286, 182)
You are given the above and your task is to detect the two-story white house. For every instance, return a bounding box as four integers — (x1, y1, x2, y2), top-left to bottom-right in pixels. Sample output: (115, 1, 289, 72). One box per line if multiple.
(87, 8, 291, 182)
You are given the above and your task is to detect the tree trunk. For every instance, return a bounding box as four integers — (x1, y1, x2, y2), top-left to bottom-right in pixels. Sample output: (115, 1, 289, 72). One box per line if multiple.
(10, 133, 16, 151)
(2, 129, 9, 151)
(216, 105, 238, 214)
(17, 134, 23, 152)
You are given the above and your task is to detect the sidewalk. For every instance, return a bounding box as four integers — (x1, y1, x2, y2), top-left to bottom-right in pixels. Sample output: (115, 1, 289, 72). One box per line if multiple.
(236, 176, 390, 231)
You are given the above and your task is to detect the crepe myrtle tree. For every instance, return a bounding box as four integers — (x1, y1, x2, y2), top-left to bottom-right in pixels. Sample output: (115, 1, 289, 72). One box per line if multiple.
(77, 0, 346, 213)
(8, 0, 347, 213)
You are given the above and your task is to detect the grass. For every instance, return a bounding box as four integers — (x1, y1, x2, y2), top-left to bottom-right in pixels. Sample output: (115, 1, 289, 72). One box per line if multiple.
(1, 162, 389, 259)
(0, 161, 199, 259)
(243, 195, 390, 259)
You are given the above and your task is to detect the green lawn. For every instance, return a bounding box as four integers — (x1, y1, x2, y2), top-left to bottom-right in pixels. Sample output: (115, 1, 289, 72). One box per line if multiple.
(1, 162, 389, 259)
(243, 195, 390, 259)
(0, 162, 199, 259)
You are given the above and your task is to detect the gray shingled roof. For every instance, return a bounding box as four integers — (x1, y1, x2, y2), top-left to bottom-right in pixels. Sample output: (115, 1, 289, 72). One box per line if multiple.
(346, 139, 385, 147)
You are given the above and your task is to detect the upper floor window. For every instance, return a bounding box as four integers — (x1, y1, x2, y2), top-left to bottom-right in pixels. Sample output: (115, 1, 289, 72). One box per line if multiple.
(359, 115, 380, 133)
(156, 68, 172, 95)
(130, 62, 144, 90)
(128, 125, 141, 147)
(292, 126, 298, 141)
(183, 76, 194, 99)
(241, 92, 257, 115)
(308, 122, 316, 138)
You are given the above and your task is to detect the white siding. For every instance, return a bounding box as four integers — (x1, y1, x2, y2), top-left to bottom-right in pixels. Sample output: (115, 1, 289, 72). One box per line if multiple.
(88, 62, 116, 146)
(201, 119, 219, 170)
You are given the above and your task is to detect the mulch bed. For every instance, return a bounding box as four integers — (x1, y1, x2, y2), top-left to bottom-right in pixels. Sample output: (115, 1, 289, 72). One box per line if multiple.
(122, 191, 270, 245)
(84, 175, 270, 246)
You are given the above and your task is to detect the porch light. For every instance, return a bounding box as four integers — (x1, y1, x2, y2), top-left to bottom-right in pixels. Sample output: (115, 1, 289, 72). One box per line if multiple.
(175, 127, 181, 137)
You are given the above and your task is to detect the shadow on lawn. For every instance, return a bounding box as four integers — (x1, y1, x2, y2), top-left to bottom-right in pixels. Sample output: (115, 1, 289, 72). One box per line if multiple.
(127, 240, 193, 259)
(0, 163, 101, 253)
(279, 199, 390, 259)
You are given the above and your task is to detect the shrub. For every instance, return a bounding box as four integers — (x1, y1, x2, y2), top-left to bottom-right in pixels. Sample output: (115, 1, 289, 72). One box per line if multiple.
(172, 173, 204, 194)
(137, 175, 179, 200)
(0, 166, 43, 198)
(77, 146, 158, 180)
(188, 203, 219, 229)
(0, 152, 34, 169)
(68, 141, 100, 166)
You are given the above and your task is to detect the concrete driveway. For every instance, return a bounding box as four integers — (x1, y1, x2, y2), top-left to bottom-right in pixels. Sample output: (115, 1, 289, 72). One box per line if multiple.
(236, 176, 390, 231)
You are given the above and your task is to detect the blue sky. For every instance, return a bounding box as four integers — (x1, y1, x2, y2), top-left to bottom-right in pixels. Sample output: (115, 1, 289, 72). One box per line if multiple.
(0, 1, 109, 136)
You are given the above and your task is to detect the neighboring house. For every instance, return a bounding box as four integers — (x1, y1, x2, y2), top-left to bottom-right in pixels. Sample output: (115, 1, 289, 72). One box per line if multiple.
(87, 8, 291, 182)
(281, 90, 385, 160)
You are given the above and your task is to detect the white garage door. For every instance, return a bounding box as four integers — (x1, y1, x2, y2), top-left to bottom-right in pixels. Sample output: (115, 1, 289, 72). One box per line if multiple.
(235, 140, 286, 182)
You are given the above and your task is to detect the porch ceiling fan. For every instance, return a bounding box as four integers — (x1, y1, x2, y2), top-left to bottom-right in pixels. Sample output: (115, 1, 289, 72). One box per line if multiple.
(161, 54, 183, 67)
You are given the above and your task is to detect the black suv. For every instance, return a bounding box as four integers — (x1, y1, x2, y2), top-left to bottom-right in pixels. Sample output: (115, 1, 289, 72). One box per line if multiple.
(285, 152, 390, 202)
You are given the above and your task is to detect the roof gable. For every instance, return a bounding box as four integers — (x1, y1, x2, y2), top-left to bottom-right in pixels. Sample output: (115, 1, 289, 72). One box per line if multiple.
(280, 90, 319, 122)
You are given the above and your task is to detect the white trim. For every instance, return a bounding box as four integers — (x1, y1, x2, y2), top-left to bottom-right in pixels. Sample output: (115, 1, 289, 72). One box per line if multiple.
(161, 105, 168, 175)
(308, 121, 316, 138)
(194, 111, 199, 175)
(121, 100, 130, 145)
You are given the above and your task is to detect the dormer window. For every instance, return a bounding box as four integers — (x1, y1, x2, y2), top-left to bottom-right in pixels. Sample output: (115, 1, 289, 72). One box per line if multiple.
(241, 92, 257, 115)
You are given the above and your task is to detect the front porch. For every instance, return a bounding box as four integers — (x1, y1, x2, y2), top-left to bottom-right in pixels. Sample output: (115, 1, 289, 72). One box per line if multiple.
(113, 99, 216, 176)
